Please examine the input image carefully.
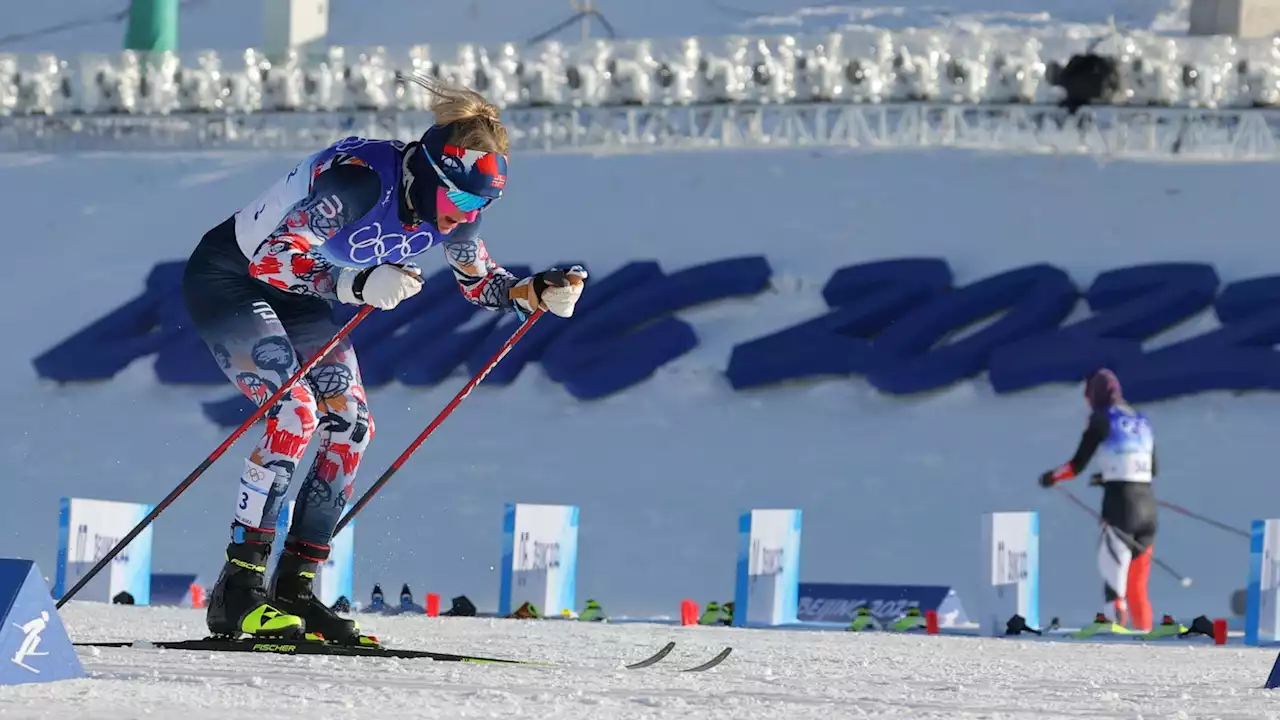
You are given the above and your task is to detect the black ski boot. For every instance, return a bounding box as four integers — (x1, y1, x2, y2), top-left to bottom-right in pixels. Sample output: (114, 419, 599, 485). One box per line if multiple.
(270, 537, 365, 646)
(206, 523, 305, 638)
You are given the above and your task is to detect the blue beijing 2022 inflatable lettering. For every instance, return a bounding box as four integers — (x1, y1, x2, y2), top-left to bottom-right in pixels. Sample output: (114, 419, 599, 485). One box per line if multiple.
(32, 257, 1280, 426)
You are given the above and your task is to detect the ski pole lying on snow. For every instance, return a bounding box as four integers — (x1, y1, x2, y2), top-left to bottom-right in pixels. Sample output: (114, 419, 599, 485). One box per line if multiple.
(56, 306, 376, 609)
(1056, 486, 1194, 587)
(1156, 499, 1249, 539)
(333, 308, 545, 535)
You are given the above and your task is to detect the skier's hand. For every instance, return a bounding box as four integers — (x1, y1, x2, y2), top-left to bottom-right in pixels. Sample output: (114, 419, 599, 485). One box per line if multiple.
(338, 263, 423, 310)
(1089, 473, 1104, 486)
(1040, 462, 1076, 488)
(532, 265, 587, 317)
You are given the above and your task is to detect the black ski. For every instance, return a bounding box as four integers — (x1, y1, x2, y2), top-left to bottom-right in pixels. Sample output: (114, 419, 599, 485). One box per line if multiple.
(615, 641, 732, 672)
(73, 637, 545, 666)
(72, 637, 726, 671)
(681, 646, 733, 672)
(626, 641, 676, 669)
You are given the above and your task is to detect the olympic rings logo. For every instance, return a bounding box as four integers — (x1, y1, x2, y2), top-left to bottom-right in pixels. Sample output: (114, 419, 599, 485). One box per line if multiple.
(347, 221, 435, 265)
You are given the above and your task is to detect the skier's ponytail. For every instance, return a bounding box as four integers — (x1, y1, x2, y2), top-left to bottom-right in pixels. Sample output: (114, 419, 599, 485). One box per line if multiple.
(411, 74, 509, 155)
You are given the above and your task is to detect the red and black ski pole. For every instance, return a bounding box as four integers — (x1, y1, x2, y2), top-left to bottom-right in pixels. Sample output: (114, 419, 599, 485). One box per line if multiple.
(1156, 499, 1249, 539)
(333, 308, 544, 535)
(1055, 486, 1193, 587)
(56, 306, 376, 609)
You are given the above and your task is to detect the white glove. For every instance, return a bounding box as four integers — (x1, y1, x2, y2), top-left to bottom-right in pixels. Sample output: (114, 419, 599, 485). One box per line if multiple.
(337, 264, 423, 310)
(534, 265, 587, 318)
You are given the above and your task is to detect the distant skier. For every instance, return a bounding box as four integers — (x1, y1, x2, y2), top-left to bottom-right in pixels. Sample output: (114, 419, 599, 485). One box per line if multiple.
(182, 76, 587, 644)
(1038, 368, 1157, 632)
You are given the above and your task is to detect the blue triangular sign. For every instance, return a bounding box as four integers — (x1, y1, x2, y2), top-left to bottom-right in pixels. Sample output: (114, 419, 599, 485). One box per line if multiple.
(0, 558, 85, 685)
(1266, 650, 1280, 689)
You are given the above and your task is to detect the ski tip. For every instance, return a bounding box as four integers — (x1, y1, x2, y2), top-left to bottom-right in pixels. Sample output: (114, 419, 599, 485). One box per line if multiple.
(624, 641, 677, 669)
(681, 647, 733, 673)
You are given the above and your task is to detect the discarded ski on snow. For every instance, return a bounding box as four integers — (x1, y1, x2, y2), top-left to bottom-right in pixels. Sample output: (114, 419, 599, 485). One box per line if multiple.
(681, 646, 733, 672)
(626, 640, 676, 668)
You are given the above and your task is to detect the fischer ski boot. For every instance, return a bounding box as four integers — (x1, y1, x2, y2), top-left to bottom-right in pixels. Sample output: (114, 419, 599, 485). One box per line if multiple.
(270, 537, 367, 646)
(206, 523, 305, 639)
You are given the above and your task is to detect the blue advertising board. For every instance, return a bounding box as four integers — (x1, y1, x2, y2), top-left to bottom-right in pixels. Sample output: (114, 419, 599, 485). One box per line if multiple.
(797, 582, 968, 626)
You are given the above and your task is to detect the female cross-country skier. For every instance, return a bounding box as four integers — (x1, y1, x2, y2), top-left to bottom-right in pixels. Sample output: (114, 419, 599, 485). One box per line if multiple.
(1037, 368, 1158, 632)
(182, 76, 586, 644)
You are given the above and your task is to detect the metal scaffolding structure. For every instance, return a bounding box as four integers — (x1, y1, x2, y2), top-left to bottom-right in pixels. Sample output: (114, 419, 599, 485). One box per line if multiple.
(5, 102, 1280, 161)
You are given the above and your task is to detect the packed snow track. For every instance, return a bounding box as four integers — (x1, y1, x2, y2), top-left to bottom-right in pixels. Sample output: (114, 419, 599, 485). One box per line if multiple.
(0, 604, 1273, 719)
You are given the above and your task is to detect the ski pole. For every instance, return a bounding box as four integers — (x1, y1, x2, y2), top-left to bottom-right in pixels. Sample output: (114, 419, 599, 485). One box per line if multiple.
(56, 305, 375, 608)
(1156, 499, 1249, 539)
(1056, 486, 1193, 587)
(334, 308, 544, 535)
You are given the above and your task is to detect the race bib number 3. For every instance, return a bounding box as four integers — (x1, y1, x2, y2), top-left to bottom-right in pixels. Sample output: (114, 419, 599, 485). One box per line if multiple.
(235, 459, 276, 528)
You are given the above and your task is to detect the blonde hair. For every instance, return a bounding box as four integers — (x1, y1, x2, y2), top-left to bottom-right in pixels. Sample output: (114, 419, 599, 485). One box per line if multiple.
(408, 73, 509, 155)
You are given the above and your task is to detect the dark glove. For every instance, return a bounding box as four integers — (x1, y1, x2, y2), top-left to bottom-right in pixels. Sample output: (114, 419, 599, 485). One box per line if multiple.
(1038, 471, 1056, 488)
(1089, 473, 1104, 486)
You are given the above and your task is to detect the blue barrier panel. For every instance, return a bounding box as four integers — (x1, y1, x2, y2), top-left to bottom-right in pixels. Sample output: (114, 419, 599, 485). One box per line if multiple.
(796, 582, 968, 626)
(0, 559, 84, 686)
(149, 573, 198, 606)
(1266, 651, 1280, 688)
(978, 511, 1039, 637)
(499, 504, 579, 618)
(55, 497, 153, 606)
(1246, 519, 1280, 646)
(734, 509, 802, 627)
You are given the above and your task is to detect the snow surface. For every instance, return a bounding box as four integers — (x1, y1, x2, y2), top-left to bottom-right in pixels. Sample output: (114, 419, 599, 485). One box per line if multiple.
(0, 602, 1273, 719)
(0, 0, 1190, 56)
(4, 149, 1278, 625)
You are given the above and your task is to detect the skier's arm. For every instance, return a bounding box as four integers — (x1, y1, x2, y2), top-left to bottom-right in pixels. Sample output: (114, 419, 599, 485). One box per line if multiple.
(1040, 412, 1110, 486)
(441, 234, 539, 315)
(247, 163, 381, 301)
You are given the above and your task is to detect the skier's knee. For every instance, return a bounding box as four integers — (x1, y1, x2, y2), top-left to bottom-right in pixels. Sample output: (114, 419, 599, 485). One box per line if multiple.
(317, 385, 373, 449)
(265, 384, 321, 457)
(283, 383, 320, 421)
